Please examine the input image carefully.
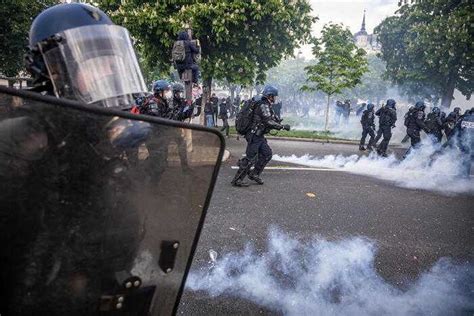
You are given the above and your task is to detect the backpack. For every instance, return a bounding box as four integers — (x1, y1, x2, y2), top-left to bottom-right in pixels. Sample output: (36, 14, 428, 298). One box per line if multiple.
(172, 40, 186, 63)
(235, 99, 257, 135)
(404, 109, 414, 127)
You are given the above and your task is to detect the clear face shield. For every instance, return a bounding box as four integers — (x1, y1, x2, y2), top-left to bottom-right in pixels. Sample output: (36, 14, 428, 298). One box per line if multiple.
(267, 95, 277, 104)
(40, 25, 146, 108)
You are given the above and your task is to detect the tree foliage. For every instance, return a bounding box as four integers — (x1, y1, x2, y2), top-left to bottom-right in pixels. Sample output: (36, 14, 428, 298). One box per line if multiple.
(303, 23, 368, 130)
(343, 55, 390, 104)
(303, 23, 368, 96)
(266, 55, 319, 98)
(96, 0, 316, 86)
(375, 0, 473, 108)
(0, 0, 58, 78)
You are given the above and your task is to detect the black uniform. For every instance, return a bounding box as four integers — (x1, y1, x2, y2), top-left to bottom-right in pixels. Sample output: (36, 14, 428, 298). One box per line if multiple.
(140, 95, 189, 173)
(232, 97, 285, 185)
(172, 95, 193, 121)
(140, 94, 170, 118)
(360, 109, 376, 149)
(374, 106, 397, 156)
(444, 111, 460, 141)
(425, 112, 444, 142)
(451, 111, 474, 176)
(405, 108, 428, 147)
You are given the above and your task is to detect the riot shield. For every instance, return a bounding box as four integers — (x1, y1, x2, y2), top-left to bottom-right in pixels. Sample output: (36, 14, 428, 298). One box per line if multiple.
(0, 86, 224, 315)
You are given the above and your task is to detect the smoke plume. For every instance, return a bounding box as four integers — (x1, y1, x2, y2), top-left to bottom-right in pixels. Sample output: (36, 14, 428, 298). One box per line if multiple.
(186, 229, 474, 316)
(291, 112, 407, 142)
(273, 138, 473, 195)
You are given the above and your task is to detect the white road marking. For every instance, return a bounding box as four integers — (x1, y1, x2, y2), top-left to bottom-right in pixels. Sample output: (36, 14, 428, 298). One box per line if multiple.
(230, 165, 474, 178)
(230, 166, 342, 171)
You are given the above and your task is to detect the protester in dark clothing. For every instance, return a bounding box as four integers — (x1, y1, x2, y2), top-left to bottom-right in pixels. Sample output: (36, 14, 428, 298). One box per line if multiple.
(334, 101, 344, 125)
(219, 99, 230, 137)
(374, 99, 397, 157)
(204, 100, 214, 127)
(342, 99, 351, 123)
(231, 96, 241, 118)
(209, 94, 219, 127)
(193, 95, 202, 117)
(359, 103, 376, 151)
(175, 31, 200, 83)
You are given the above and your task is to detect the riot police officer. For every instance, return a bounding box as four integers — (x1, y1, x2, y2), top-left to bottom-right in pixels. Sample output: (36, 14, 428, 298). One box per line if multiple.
(404, 101, 429, 155)
(2, 3, 151, 314)
(444, 107, 462, 141)
(451, 108, 474, 177)
(374, 99, 397, 157)
(231, 85, 290, 187)
(140, 80, 172, 118)
(359, 103, 376, 151)
(425, 107, 444, 142)
(171, 82, 193, 121)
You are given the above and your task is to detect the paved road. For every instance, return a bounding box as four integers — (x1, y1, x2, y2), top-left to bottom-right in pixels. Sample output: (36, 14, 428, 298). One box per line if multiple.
(178, 138, 473, 315)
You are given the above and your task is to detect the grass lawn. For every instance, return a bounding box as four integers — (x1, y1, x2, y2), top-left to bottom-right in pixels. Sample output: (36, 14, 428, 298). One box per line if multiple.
(226, 126, 353, 141)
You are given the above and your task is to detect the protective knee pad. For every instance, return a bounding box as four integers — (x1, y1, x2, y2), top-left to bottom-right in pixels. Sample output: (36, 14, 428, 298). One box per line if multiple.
(237, 157, 251, 168)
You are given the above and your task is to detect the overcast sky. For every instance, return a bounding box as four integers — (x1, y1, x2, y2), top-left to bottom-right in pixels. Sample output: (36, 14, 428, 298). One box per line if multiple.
(299, 0, 400, 58)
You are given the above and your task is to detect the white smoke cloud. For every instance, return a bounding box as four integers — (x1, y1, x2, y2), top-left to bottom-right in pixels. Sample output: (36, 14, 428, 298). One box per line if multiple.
(291, 113, 407, 142)
(186, 228, 474, 316)
(273, 138, 474, 195)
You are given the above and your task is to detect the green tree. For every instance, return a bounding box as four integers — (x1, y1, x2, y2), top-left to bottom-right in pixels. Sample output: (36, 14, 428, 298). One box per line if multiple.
(303, 23, 368, 130)
(342, 55, 390, 105)
(96, 0, 316, 119)
(0, 0, 58, 86)
(266, 55, 313, 99)
(375, 0, 473, 108)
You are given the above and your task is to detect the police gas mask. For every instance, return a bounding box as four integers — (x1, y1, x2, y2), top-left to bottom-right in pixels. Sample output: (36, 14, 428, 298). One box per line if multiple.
(32, 24, 147, 108)
(267, 95, 277, 104)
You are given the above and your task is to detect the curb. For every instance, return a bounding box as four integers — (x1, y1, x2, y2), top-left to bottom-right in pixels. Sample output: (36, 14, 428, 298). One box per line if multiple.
(229, 134, 359, 145)
(222, 149, 231, 162)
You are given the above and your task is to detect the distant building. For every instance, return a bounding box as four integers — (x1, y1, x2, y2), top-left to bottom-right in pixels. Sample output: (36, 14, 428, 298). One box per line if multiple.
(353, 10, 380, 53)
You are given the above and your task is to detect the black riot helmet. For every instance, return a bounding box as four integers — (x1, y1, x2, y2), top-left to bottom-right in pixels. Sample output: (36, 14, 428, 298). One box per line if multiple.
(386, 99, 396, 109)
(367, 103, 375, 111)
(25, 3, 146, 108)
(432, 107, 440, 115)
(453, 107, 461, 114)
(414, 101, 425, 111)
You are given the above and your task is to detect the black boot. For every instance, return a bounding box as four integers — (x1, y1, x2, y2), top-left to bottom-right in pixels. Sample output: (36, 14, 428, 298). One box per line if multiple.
(248, 171, 264, 185)
(359, 145, 366, 151)
(232, 177, 250, 187)
(231, 158, 251, 187)
(377, 150, 388, 157)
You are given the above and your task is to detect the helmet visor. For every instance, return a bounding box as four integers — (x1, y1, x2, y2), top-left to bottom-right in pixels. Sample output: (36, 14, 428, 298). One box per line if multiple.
(42, 25, 146, 107)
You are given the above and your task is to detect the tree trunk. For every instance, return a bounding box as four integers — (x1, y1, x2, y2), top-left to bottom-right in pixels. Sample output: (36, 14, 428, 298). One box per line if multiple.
(201, 77, 212, 125)
(230, 85, 236, 104)
(8, 80, 15, 88)
(440, 78, 455, 109)
(324, 94, 331, 131)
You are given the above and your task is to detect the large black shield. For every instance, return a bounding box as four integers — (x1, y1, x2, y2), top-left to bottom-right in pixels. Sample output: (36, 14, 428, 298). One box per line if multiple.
(0, 86, 224, 315)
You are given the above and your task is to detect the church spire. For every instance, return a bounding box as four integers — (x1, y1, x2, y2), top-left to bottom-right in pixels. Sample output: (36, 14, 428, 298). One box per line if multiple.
(361, 9, 366, 32)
